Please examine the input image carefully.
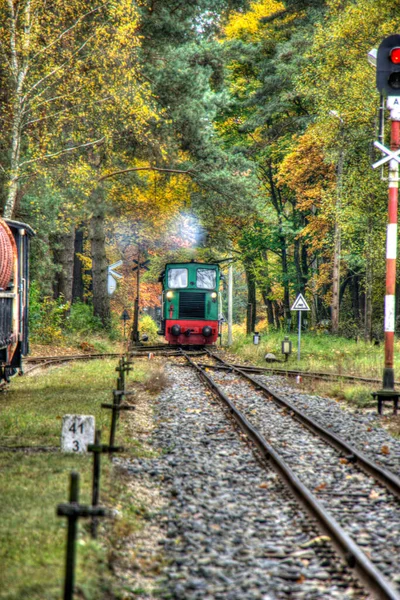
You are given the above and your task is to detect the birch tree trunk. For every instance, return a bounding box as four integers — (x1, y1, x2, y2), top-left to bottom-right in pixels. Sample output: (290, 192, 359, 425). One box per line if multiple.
(3, 0, 31, 218)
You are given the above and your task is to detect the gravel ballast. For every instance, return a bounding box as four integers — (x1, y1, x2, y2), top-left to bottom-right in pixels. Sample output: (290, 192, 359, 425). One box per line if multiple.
(206, 369, 400, 592)
(253, 374, 400, 476)
(125, 365, 368, 599)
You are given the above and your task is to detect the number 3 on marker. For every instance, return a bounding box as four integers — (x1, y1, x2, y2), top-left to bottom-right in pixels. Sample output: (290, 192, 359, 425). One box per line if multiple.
(73, 440, 80, 452)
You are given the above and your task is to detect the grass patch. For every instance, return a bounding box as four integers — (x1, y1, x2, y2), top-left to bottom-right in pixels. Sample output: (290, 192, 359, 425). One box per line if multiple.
(0, 358, 165, 600)
(303, 378, 377, 410)
(227, 330, 390, 379)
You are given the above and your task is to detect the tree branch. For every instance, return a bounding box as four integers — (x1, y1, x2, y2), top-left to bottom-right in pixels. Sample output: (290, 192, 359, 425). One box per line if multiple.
(99, 166, 193, 181)
(23, 95, 113, 128)
(23, 30, 99, 102)
(31, 2, 108, 62)
(18, 136, 105, 168)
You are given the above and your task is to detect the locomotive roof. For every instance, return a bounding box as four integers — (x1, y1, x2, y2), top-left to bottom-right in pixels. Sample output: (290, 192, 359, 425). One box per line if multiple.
(165, 262, 219, 267)
(4, 219, 35, 237)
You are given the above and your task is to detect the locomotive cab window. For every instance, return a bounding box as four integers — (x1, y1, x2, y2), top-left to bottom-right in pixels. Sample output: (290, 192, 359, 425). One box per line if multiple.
(197, 269, 216, 289)
(168, 268, 188, 288)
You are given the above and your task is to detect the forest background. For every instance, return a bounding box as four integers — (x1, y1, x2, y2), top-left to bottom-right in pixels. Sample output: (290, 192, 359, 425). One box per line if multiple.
(0, 0, 397, 344)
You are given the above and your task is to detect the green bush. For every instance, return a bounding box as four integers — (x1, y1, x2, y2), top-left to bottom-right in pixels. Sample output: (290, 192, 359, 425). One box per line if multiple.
(29, 282, 70, 344)
(139, 314, 159, 344)
(65, 301, 103, 335)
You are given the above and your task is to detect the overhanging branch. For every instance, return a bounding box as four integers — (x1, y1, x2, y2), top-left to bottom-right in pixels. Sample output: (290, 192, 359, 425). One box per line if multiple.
(99, 166, 193, 181)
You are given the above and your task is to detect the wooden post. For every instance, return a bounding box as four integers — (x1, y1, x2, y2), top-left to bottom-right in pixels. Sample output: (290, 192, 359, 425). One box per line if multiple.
(57, 472, 107, 600)
(88, 431, 123, 538)
(102, 390, 135, 450)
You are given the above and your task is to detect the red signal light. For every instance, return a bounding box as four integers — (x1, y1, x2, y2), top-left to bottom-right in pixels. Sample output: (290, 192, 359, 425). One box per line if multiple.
(390, 47, 400, 63)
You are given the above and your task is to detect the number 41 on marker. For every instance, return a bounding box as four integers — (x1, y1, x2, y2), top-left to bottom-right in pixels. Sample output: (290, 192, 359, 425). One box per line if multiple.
(69, 421, 85, 434)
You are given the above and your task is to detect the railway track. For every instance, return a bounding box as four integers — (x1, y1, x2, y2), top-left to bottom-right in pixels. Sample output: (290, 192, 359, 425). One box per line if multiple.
(178, 348, 400, 600)
(23, 352, 122, 374)
(195, 361, 398, 387)
(23, 345, 392, 386)
(21, 346, 207, 376)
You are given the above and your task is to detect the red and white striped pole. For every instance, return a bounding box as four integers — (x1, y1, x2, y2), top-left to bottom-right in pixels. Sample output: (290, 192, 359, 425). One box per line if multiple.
(377, 98, 400, 414)
(384, 117, 399, 384)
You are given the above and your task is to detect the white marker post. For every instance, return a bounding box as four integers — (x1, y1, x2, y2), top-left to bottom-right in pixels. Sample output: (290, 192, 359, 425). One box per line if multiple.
(291, 294, 310, 361)
(61, 415, 95, 453)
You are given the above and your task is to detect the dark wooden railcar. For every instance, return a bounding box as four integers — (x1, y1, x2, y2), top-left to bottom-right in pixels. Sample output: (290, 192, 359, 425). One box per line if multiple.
(0, 219, 34, 381)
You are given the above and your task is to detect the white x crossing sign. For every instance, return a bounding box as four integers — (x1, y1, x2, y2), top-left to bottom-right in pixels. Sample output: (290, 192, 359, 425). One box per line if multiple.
(372, 141, 400, 169)
(291, 293, 310, 311)
(107, 260, 123, 296)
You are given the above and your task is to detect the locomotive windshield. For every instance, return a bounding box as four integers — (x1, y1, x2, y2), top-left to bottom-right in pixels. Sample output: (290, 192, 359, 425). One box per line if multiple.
(168, 268, 188, 288)
(197, 269, 216, 289)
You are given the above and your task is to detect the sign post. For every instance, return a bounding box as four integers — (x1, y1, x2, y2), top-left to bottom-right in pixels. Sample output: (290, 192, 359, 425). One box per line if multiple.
(370, 35, 400, 414)
(120, 309, 130, 340)
(291, 294, 310, 362)
(130, 250, 150, 347)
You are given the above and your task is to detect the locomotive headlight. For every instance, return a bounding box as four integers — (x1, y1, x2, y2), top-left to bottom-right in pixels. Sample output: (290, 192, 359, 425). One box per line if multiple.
(166, 291, 173, 300)
(211, 292, 217, 299)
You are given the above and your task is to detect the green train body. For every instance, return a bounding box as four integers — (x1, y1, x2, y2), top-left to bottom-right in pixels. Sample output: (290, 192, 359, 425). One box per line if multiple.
(159, 262, 220, 345)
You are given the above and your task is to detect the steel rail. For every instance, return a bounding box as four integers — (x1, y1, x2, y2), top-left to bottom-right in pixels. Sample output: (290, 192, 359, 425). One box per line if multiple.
(24, 353, 123, 375)
(200, 361, 395, 386)
(24, 349, 208, 374)
(180, 350, 400, 600)
(26, 352, 121, 363)
(206, 350, 400, 500)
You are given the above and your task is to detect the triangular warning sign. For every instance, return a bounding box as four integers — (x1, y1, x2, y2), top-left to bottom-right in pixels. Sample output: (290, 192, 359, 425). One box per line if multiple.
(291, 293, 310, 311)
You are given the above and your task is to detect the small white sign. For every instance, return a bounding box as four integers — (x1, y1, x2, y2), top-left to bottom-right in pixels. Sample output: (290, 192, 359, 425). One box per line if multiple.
(387, 96, 400, 119)
(107, 261, 123, 295)
(385, 295, 395, 333)
(108, 273, 117, 295)
(108, 261, 123, 279)
(61, 415, 95, 453)
(291, 293, 310, 311)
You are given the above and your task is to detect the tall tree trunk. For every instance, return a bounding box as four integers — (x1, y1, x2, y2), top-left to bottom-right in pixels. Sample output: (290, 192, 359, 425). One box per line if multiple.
(331, 221, 341, 332)
(244, 263, 256, 334)
(5, 106, 22, 218)
(4, 1, 31, 219)
(89, 189, 110, 327)
(261, 290, 275, 327)
(331, 139, 345, 334)
(280, 239, 290, 321)
(273, 301, 281, 329)
(53, 226, 75, 302)
(365, 256, 373, 342)
(259, 251, 275, 327)
(264, 161, 290, 320)
(294, 238, 305, 294)
(72, 226, 85, 302)
(350, 270, 360, 323)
